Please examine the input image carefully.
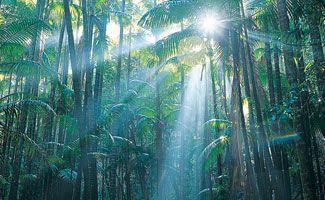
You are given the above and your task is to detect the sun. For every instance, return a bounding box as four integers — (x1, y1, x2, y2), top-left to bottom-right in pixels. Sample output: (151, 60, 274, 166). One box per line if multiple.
(199, 12, 221, 34)
(202, 16, 217, 33)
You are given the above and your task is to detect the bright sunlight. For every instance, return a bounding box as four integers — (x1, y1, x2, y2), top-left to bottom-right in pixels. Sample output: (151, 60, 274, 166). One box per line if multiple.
(200, 11, 221, 34)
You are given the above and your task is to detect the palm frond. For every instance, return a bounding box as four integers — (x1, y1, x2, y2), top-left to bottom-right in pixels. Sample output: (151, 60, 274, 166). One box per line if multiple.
(138, 0, 196, 29)
(153, 25, 201, 61)
(286, 0, 304, 20)
(249, 0, 278, 30)
(0, 99, 55, 115)
(58, 168, 77, 183)
(0, 43, 25, 58)
(0, 18, 51, 49)
(0, 59, 52, 77)
(49, 2, 81, 17)
(200, 136, 227, 170)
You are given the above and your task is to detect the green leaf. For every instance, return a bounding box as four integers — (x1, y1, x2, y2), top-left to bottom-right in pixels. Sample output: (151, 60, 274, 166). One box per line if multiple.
(201, 136, 227, 170)
(204, 119, 232, 129)
(0, 100, 55, 115)
(138, 0, 196, 29)
(58, 168, 77, 183)
(0, 18, 51, 48)
(153, 26, 200, 61)
(0, 175, 9, 187)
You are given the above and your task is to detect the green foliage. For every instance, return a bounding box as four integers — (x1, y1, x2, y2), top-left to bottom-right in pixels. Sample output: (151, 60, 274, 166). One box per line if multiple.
(58, 168, 77, 183)
(138, 0, 196, 29)
(0, 18, 51, 49)
(0, 99, 55, 115)
(201, 136, 228, 170)
(49, 2, 81, 17)
(153, 27, 202, 62)
(0, 175, 9, 188)
(204, 118, 232, 129)
(20, 174, 38, 184)
(0, 59, 52, 77)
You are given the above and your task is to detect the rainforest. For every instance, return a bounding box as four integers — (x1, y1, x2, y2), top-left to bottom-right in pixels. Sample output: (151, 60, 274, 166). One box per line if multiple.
(0, 0, 324, 199)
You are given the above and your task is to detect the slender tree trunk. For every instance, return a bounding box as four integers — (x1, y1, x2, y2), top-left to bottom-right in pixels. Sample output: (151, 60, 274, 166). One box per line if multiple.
(276, 0, 298, 83)
(8, 80, 31, 200)
(266, 37, 291, 200)
(265, 42, 275, 106)
(276, 0, 317, 199)
(63, 1, 86, 200)
(209, 54, 222, 184)
(81, 0, 98, 197)
(221, 59, 228, 117)
(245, 36, 281, 200)
(155, 78, 163, 200)
(273, 43, 292, 200)
(239, 39, 266, 199)
(273, 45, 282, 103)
(240, 2, 282, 199)
(115, 0, 125, 101)
(93, 19, 107, 200)
(304, 4, 325, 169)
(46, 17, 65, 156)
(230, 23, 259, 200)
(126, 27, 132, 89)
(58, 43, 69, 157)
(9, 0, 46, 198)
(305, 0, 325, 103)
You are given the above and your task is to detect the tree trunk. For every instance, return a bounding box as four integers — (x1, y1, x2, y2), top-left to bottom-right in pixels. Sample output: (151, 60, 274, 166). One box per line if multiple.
(230, 23, 259, 200)
(81, 0, 98, 198)
(304, 0, 325, 141)
(305, 0, 325, 103)
(8, 80, 31, 200)
(126, 27, 132, 89)
(209, 53, 222, 184)
(273, 45, 282, 103)
(276, 0, 317, 199)
(63, 1, 87, 199)
(240, 39, 266, 199)
(115, 0, 125, 101)
(240, 1, 281, 198)
(9, 0, 46, 198)
(265, 42, 275, 106)
(273, 43, 292, 200)
(155, 78, 163, 200)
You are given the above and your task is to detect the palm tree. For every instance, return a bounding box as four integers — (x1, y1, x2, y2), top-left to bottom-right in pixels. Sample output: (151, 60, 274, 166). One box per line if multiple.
(304, 0, 325, 101)
(8, 0, 47, 199)
(63, 0, 86, 199)
(276, 0, 317, 199)
(230, 26, 259, 199)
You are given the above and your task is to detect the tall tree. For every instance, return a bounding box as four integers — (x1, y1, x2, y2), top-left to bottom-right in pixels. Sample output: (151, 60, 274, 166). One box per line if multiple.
(276, 0, 317, 199)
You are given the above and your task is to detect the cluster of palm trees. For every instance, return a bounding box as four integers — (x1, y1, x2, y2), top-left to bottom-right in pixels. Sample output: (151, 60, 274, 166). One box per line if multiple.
(0, 0, 324, 199)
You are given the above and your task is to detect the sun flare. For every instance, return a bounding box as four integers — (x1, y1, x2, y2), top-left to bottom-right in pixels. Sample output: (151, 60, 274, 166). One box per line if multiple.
(200, 12, 221, 34)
